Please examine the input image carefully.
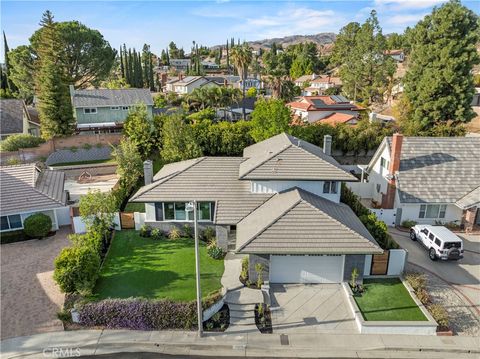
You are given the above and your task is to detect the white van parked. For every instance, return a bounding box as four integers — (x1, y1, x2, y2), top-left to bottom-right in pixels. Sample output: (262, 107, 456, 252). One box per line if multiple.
(410, 225, 464, 261)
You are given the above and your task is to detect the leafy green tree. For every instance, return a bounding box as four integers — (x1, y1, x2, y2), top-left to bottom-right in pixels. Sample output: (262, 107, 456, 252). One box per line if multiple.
(79, 189, 117, 241)
(246, 87, 257, 98)
(112, 138, 143, 190)
(402, 0, 479, 132)
(161, 114, 202, 163)
(123, 103, 153, 158)
(35, 11, 75, 139)
(29, 20, 116, 88)
(2, 31, 17, 93)
(250, 98, 291, 142)
(8, 45, 35, 102)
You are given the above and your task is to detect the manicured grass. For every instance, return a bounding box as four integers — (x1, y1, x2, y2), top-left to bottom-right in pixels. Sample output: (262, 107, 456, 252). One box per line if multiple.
(354, 278, 428, 321)
(50, 158, 116, 167)
(124, 202, 145, 212)
(94, 230, 224, 302)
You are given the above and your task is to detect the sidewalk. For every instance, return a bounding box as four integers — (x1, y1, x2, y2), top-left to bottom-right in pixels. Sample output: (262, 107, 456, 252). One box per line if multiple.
(1, 329, 479, 358)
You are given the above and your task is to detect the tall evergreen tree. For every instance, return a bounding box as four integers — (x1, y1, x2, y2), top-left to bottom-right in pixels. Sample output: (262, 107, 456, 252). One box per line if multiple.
(35, 11, 74, 139)
(402, 0, 479, 133)
(226, 40, 230, 72)
(2, 31, 17, 92)
(148, 55, 155, 91)
(119, 46, 124, 78)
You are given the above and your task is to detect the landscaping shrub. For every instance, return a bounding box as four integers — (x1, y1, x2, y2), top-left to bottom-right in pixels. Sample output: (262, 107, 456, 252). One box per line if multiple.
(428, 303, 449, 328)
(151, 228, 165, 240)
(0, 230, 28, 244)
(201, 227, 216, 242)
(23, 213, 52, 238)
(168, 227, 182, 240)
(401, 220, 417, 228)
(405, 272, 427, 293)
(207, 240, 225, 259)
(139, 224, 152, 237)
(240, 257, 249, 282)
(416, 288, 431, 305)
(0, 134, 45, 152)
(183, 224, 193, 239)
(255, 263, 264, 288)
(79, 298, 198, 330)
(53, 245, 101, 294)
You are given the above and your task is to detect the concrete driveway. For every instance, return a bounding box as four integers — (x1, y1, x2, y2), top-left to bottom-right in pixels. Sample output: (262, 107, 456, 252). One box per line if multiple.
(389, 228, 480, 310)
(269, 284, 357, 334)
(1, 227, 71, 339)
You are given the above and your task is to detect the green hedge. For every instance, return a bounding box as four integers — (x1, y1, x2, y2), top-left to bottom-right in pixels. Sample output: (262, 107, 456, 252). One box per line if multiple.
(341, 185, 399, 250)
(0, 134, 45, 152)
(0, 230, 29, 244)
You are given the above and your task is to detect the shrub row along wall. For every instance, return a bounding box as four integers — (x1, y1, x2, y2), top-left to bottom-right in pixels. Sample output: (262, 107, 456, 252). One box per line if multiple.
(79, 292, 223, 330)
(1, 133, 122, 165)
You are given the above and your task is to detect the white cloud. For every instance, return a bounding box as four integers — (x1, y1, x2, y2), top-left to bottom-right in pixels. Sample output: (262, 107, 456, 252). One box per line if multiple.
(388, 13, 428, 25)
(374, 0, 446, 10)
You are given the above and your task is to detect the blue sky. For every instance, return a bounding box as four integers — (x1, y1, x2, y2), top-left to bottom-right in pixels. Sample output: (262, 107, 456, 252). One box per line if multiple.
(1, 0, 479, 61)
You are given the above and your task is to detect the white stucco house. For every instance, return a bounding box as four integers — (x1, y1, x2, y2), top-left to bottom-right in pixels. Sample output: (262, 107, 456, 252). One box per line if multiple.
(166, 76, 219, 95)
(130, 133, 383, 284)
(0, 164, 71, 233)
(362, 134, 480, 230)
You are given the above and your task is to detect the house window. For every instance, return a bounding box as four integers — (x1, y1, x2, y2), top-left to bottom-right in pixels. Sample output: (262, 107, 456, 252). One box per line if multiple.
(162, 202, 213, 221)
(380, 157, 390, 169)
(122, 106, 129, 110)
(84, 108, 97, 114)
(1, 214, 22, 231)
(110, 106, 120, 110)
(419, 204, 447, 219)
(323, 181, 338, 194)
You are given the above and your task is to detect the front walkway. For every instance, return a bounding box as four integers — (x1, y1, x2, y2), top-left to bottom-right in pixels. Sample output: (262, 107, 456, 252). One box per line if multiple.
(1, 227, 71, 339)
(270, 283, 357, 334)
(221, 252, 262, 333)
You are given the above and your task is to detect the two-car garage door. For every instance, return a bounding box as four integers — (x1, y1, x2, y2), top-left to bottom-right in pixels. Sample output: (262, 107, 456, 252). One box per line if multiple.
(270, 255, 344, 284)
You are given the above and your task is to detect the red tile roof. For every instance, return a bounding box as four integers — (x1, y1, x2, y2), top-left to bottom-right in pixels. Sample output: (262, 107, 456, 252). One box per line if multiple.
(320, 113, 357, 125)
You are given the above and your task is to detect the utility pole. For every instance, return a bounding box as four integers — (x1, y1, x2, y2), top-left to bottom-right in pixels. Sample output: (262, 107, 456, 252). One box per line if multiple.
(189, 200, 203, 337)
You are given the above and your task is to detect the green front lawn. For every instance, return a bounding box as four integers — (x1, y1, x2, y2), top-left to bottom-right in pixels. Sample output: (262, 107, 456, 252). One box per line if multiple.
(94, 230, 224, 302)
(354, 278, 428, 321)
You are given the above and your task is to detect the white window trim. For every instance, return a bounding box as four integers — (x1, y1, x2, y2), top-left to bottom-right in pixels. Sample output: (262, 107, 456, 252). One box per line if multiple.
(83, 108, 97, 114)
(1, 214, 23, 232)
(162, 202, 213, 222)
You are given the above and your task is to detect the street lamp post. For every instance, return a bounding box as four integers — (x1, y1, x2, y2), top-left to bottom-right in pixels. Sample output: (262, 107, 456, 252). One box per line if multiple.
(187, 201, 203, 337)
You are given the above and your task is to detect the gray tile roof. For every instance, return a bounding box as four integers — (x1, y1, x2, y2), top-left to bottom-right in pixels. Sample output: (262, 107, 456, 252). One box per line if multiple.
(385, 137, 480, 204)
(0, 99, 24, 135)
(239, 133, 357, 181)
(71, 88, 154, 108)
(130, 157, 273, 225)
(0, 164, 67, 216)
(236, 187, 382, 254)
(455, 186, 480, 209)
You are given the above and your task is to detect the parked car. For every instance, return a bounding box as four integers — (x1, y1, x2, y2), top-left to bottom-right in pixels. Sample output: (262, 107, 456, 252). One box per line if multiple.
(409, 225, 463, 261)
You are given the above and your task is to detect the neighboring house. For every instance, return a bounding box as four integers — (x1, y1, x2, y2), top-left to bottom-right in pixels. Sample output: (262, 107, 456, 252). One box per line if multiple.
(384, 49, 405, 63)
(0, 99, 41, 139)
(369, 112, 396, 124)
(217, 97, 256, 121)
(169, 59, 191, 71)
(294, 74, 318, 88)
(201, 61, 220, 69)
(233, 77, 263, 91)
(0, 164, 70, 232)
(287, 95, 363, 124)
(365, 134, 480, 230)
(166, 76, 219, 95)
(70, 86, 153, 133)
(131, 133, 382, 284)
(303, 76, 342, 96)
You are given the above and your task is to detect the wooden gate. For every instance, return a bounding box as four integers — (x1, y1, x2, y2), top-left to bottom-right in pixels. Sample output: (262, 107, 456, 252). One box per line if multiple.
(370, 251, 389, 275)
(120, 212, 135, 229)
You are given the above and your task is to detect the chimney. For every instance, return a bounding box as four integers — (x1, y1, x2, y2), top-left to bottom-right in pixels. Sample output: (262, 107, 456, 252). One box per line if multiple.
(143, 160, 153, 185)
(323, 135, 332, 156)
(383, 133, 403, 209)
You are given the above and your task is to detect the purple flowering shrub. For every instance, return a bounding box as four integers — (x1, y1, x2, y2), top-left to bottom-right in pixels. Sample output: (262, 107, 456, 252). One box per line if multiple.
(79, 298, 197, 330)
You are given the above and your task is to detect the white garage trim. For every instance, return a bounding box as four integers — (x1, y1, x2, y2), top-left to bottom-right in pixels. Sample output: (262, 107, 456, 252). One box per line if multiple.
(269, 255, 345, 284)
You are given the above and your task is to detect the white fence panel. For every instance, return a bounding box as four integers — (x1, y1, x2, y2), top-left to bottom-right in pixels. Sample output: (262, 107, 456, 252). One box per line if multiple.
(56, 207, 71, 226)
(364, 255, 372, 276)
(387, 249, 407, 275)
(72, 212, 122, 234)
(346, 182, 373, 199)
(369, 208, 397, 227)
(134, 212, 146, 230)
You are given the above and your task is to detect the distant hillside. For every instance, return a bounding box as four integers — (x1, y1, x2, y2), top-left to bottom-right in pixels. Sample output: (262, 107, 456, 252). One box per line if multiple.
(212, 33, 336, 50)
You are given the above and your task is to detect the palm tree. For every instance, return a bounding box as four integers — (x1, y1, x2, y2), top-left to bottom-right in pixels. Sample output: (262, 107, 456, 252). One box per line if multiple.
(230, 44, 252, 120)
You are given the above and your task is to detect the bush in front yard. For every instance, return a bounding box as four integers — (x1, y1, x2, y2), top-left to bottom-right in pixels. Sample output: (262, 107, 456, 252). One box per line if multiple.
(401, 220, 417, 228)
(207, 240, 224, 259)
(79, 298, 198, 330)
(405, 272, 427, 293)
(0, 134, 45, 152)
(23, 213, 52, 238)
(53, 245, 101, 294)
(428, 303, 449, 328)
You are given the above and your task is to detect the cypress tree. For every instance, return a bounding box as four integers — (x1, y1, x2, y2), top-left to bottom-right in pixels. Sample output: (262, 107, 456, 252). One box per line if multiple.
(226, 40, 229, 72)
(127, 48, 133, 86)
(35, 11, 74, 139)
(3, 31, 17, 92)
(149, 55, 154, 90)
(120, 46, 125, 79)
